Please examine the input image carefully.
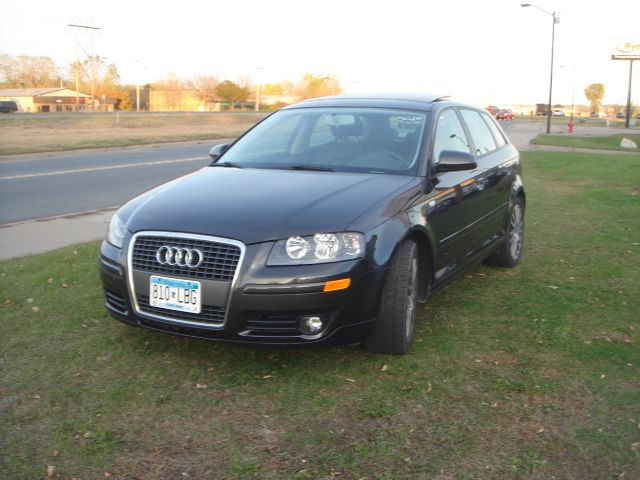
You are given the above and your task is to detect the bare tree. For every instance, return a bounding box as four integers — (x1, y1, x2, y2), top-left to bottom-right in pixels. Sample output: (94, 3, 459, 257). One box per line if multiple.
(188, 75, 219, 110)
(0, 54, 59, 88)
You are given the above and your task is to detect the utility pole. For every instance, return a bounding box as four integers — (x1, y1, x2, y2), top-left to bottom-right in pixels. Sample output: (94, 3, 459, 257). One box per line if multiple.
(521, 4, 559, 134)
(624, 60, 634, 128)
(68, 23, 101, 112)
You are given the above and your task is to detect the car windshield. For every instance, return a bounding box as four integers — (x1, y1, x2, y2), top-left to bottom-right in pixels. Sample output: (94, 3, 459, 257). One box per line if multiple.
(217, 108, 427, 175)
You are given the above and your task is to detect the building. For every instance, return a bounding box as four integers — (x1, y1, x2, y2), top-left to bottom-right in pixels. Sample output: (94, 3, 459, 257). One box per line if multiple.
(0, 88, 115, 112)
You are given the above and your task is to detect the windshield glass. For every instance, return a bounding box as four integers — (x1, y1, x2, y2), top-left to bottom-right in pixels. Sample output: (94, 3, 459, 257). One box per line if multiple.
(217, 108, 426, 175)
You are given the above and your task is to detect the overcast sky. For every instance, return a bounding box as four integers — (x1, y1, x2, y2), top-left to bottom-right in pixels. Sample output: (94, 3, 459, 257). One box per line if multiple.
(0, 0, 638, 107)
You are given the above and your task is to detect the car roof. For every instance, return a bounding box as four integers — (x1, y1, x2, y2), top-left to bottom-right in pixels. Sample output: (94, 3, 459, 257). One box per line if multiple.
(283, 93, 453, 112)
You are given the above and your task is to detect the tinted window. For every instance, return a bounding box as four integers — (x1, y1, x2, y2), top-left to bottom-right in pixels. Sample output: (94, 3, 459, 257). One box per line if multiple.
(481, 112, 507, 147)
(432, 109, 471, 164)
(460, 109, 497, 156)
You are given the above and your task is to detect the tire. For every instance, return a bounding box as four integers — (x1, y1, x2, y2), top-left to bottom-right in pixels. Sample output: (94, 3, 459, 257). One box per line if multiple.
(363, 240, 419, 355)
(486, 197, 524, 267)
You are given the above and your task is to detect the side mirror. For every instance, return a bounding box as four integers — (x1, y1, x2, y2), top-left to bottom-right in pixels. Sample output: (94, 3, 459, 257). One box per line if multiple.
(435, 150, 477, 173)
(209, 144, 230, 163)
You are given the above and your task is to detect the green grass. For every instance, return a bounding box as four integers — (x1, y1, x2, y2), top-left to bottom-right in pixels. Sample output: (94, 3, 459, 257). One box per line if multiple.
(531, 133, 640, 152)
(1, 152, 639, 479)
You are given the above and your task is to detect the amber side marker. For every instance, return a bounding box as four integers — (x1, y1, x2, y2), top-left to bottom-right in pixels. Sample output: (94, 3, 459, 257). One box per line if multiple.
(323, 278, 351, 292)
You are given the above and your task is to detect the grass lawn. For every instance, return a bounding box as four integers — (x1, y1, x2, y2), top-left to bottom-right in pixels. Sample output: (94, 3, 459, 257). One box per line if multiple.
(0, 113, 267, 156)
(531, 133, 640, 152)
(1, 151, 639, 479)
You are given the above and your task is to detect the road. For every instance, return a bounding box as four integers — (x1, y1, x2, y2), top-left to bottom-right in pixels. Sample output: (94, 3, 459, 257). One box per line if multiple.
(0, 141, 231, 225)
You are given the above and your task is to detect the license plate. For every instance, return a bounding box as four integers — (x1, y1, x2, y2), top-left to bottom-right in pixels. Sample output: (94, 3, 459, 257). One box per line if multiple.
(149, 275, 201, 314)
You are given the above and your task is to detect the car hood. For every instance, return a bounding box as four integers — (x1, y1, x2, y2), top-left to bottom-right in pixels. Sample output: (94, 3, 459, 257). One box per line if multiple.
(120, 167, 416, 244)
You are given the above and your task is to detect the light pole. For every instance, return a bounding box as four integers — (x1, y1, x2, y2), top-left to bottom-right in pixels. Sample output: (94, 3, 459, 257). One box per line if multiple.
(521, 3, 559, 134)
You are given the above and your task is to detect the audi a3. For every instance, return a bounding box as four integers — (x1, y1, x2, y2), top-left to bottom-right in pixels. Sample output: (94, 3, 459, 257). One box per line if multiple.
(100, 94, 525, 354)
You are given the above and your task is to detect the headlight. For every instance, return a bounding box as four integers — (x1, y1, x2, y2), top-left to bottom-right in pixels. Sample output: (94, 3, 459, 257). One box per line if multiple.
(267, 232, 364, 265)
(106, 213, 128, 248)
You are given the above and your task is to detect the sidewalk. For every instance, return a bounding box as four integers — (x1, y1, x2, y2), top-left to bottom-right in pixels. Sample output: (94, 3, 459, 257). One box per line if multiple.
(0, 209, 115, 260)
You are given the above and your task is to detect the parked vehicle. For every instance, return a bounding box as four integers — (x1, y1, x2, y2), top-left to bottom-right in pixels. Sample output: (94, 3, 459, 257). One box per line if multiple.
(0, 100, 18, 113)
(535, 103, 548, 116)
(590, 112, 601, 118)
(552, 109, 565, 116)
(616, 112, 625, 119)
(496, 109, 514, 120)
(100, 94, 525, 354)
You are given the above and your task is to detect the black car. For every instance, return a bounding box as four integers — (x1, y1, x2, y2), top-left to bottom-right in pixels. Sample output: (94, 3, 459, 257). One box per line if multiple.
(0, 100, 18, 113)
(100, 94, 525, 354)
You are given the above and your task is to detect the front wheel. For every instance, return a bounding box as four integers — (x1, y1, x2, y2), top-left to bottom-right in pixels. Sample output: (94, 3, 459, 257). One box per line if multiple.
(486, 197, 524, 267)
(363, 240, 419, 355)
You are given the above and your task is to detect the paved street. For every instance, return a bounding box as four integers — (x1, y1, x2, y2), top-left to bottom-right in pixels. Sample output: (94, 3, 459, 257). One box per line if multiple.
(0, 141, 230, 225)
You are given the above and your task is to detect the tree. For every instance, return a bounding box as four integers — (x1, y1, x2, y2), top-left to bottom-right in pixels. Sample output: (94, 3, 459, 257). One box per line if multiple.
(214, 80, 250, 109)
(584, 83, 605, 112)
(0, 54, 59, 88)
(188, 75, 219, 109)
(297, 73, 342, 100)
(263, 81, 295, 96)
(68, 55, 122, 97)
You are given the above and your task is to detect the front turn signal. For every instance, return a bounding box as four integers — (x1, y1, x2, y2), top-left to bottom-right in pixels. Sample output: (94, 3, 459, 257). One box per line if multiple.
(323, 278, 351, 292)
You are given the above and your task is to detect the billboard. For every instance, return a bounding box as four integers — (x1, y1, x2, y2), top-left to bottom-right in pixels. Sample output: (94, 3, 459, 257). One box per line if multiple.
(612, 41, 640, 60)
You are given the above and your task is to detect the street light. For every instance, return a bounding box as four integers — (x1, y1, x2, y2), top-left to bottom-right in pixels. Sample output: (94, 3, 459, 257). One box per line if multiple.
(521, 3, 559, 134)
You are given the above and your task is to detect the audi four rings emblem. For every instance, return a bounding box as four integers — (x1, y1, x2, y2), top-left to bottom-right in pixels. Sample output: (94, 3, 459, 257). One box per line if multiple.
(156, 246, 204, 268)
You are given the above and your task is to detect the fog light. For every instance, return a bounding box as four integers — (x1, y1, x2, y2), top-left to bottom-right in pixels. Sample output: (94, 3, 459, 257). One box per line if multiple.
(298, 315, 325, 335)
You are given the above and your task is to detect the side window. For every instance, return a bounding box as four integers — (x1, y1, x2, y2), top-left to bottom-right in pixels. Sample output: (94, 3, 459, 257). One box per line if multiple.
(432, 109, 471, 164)
(460, 109, 497, 156)
(480, 112, 507, 147)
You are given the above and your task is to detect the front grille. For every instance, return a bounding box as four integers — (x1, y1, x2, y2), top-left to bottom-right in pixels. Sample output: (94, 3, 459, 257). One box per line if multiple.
(131, 235, 241, 281)
(104, 290, 128, 315)
(244, 315, 300, 336)
(137, 294, 225, 326)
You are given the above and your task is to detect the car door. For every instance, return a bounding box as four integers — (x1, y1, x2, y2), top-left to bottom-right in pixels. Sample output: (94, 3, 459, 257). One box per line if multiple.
(459, 109, 515, 242)
(425, 108, 494, 281)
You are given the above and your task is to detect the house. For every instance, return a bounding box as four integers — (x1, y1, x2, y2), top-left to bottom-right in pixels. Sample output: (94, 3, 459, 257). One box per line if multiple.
(0, 88, 114, 112)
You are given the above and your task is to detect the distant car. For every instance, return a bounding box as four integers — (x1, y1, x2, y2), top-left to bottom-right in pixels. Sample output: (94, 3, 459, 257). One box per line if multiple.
(552, 109, 565, 117)
(496, 109, 514, 120)
(590, 112, 600, 118)
(616, 112, 625, 119)
(0, 100, 18, 113)
(100, 93, 526, 354)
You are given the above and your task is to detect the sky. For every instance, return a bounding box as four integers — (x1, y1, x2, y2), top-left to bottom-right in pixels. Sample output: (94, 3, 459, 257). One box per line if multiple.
(0, 0, 638, 107)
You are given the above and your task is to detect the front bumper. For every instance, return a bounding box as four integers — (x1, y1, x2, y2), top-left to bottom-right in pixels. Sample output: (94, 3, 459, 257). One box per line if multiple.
(99, 234, 386, 345)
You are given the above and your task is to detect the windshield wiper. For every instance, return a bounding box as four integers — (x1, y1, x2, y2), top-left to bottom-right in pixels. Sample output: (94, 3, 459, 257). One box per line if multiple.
(210, 162, 244, 169)
(289, 164, 334, 172)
